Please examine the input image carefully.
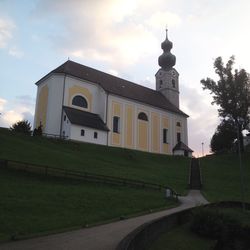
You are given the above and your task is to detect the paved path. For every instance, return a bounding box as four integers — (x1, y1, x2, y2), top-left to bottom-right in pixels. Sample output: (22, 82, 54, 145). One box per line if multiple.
(0, 190, 208, 250)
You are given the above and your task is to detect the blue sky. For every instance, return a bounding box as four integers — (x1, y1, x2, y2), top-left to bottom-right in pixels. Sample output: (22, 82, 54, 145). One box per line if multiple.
(1, 0, 250, 156)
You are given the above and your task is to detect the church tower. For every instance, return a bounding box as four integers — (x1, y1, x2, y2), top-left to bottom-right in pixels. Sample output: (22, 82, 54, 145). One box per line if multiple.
(155, 29, 179, 108)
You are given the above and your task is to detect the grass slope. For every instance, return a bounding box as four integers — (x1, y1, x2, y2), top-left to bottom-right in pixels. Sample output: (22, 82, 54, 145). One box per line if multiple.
(0, 168, 175, 241)
(201, 153, 250, 202)
(0, 128, 189, 194)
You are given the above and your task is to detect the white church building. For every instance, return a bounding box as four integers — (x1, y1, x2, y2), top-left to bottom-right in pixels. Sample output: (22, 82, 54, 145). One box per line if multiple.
(34, 30, 193, 156)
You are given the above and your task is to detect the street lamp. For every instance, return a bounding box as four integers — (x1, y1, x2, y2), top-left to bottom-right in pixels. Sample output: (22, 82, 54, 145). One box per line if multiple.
(201, 142, 204, 157)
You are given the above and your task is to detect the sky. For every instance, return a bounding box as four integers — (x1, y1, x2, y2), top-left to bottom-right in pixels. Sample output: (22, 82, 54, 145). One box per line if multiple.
(1, 0, 250, 156)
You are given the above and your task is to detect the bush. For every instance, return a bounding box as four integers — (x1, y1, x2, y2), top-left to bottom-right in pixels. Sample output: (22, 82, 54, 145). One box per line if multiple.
(33, 124, 43, 136)
(10, 120, 32, 135)
(190, 207, 241, 239)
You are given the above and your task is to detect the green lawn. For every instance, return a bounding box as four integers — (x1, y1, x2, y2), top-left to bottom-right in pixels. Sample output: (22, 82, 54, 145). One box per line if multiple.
(0, 128, 189, 194)
(0, 167, 176, 241)
(200, 153, 250, 202)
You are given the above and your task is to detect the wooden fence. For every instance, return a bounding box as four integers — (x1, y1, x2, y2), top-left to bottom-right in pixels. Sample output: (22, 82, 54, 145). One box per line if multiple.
(0, 159, 177, 197)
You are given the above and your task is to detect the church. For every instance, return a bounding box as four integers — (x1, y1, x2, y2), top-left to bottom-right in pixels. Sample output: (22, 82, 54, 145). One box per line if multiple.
(33, 30, 193, 157)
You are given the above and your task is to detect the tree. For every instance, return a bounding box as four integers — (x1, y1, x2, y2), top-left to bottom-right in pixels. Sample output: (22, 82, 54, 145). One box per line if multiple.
(210, 119, 237, 153)
(201, 56, 250, 151)
(10, 120, 32, 135)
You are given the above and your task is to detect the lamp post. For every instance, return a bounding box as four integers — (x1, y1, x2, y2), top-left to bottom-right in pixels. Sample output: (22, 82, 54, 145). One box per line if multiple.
(236, 120, 245, 211)
(201, 142, 204, 157)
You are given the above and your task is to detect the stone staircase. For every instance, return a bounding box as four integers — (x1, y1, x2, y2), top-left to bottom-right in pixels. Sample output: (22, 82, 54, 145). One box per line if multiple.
(189, 158, 202, 189)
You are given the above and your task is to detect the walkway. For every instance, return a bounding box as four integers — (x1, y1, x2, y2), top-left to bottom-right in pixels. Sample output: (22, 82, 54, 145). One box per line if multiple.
(0, 190, 208, 250)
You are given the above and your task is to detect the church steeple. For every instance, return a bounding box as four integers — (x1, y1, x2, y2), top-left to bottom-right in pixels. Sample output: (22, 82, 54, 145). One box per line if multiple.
(155, 29, 179, 108)
(158, 29, 176, 70)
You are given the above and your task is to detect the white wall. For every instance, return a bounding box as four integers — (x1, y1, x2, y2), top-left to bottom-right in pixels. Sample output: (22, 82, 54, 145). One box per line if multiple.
(46, 75, 65, 135)
(35, 74, 65, 136)
(70, 124, 107, 145)
(173, 150, 184, 156)
(64, 76, 107, 122)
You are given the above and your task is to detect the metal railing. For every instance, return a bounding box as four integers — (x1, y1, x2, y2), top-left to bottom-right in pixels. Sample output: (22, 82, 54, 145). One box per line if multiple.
(0, 159, 178, 197)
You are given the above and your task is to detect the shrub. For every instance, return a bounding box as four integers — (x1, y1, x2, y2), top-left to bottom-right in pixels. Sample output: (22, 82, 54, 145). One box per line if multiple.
(10, 120, 32, 135)
(190, 207, 241, 239)
(33, 124, 43, 136)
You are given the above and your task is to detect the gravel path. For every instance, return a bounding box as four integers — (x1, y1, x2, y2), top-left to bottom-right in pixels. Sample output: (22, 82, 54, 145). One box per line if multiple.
(0, 190, 208, 250)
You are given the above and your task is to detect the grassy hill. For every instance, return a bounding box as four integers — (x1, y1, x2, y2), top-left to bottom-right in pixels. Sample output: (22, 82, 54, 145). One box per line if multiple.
(0, 167, 176, 241)
(201, 152, 250, 202)
(0, 128, 189, 194)
(0, 128, 189, 241)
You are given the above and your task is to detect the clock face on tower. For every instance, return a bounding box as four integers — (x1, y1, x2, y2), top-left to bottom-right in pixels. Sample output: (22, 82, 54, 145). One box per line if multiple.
(171, 70, 176, 77)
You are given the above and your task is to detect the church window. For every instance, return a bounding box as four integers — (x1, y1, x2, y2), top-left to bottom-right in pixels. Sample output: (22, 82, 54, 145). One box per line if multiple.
(81, 129, 85, 136)
(176, 122, 181, 127)
(177, 132, 181, 142)
(113, 116, 120, 133)
(94, 132, 98, 139)
(172, 79, 176, 88)
(72, 95, 88, 108)
(64, 115, 66, 121)
(163, 129, 168, 144)
(138, 112, 148, 121)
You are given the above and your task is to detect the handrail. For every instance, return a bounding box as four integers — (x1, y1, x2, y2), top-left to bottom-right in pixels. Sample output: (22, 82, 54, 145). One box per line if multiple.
(0, 159, 178, 197)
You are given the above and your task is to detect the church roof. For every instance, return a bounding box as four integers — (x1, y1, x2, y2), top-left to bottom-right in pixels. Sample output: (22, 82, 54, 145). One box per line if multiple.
(173, 141, 193, 152)
(63, 106, 109, 132)
(37, 60, 188, 117)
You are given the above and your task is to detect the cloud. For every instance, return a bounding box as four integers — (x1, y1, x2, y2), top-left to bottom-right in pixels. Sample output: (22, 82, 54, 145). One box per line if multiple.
(32, 0, 180, 67)
(0, 98, 6, 112)
(8, 46, 24, 58)
(0, 17, 15, 49)
(146, 11, 182, 29)
(15, 95, 35, 108)
(180, 85, 219, 156)
(0, 97, 34, 128)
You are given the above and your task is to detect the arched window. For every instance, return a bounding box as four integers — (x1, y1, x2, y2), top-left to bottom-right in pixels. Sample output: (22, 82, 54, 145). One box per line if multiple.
(138, 112, 148, 121)
(72, 95, 88, 108)
(113, 116, 120, 133)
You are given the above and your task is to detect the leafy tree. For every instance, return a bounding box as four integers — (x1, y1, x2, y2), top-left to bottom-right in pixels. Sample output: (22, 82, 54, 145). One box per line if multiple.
(10, 120, 32, 135)
(210, 119, 237, 153)
(201, 56, 250, 151)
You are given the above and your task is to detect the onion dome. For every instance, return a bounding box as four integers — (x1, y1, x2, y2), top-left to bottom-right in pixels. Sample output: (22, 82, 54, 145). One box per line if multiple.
(158, 29, 176, 69)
